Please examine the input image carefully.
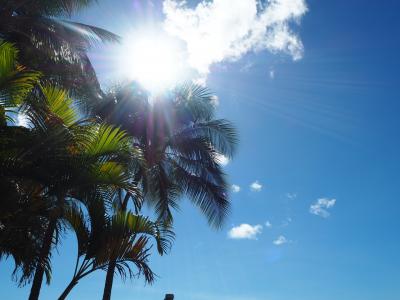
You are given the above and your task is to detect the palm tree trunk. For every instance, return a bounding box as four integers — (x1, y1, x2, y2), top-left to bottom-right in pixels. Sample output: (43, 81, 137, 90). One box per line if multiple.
(121, 192, 130, 210)
(28, 218, 57, 300)
(59, 262, 98, 299)
(0, 106, 6, 127)
(102, 192, 129, 300)
(58, 279, 78, 300)
(102, 259, 117, 300)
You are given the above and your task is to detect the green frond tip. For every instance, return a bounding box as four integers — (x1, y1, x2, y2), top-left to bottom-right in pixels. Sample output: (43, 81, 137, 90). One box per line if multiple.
(97, 161, 127, 183)
(0, 41, 18, 77)
(115, 212, 174, 256)
(40, 85, 78, 126)
(85, 124, 129, 157)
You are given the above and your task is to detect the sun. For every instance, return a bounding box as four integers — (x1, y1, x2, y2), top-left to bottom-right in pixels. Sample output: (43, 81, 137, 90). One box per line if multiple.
(117, 31, 187, 93)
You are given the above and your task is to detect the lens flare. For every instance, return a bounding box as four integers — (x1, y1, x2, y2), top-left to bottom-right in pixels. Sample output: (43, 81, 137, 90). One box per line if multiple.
(117, 30, 187, 93)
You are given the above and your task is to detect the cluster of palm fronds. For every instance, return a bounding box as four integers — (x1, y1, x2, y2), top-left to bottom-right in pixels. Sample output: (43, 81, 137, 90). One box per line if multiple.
(0, 1, 237, 300)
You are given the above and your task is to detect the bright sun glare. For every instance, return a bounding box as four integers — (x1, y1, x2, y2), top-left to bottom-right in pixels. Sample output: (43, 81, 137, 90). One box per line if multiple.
(117, 31, 187, 93)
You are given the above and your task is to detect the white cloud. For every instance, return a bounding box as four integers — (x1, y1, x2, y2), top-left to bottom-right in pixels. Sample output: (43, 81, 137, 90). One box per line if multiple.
(250, 180, 262, 192)
(163, 0, 308, 75)
(232, 184, 241, 193)
(215, 153, 229, 166)
(273, 235, 289, 245)
(228, 223, 262, 240)
(310, 198, 336, 218)
(265, 221, 272, 228)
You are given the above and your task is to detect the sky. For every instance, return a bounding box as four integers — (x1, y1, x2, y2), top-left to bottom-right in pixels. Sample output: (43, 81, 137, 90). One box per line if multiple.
(2, 0, 400, 299)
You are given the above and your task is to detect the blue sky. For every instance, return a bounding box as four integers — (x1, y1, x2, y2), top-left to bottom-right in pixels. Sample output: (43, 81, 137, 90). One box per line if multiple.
(2, 0, 400, 299)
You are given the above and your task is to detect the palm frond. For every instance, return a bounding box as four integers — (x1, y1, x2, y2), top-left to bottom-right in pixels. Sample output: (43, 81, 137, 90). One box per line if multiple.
(64, 202, 90, 256)
(173, 119, 238, 158)
(174, 82, 216, 121)
(3, 0, 96, 17)
(40, 85, 78, 126)
(59, 20, 121, 44)
(122, 212, 174, 255)
(172, 161, 230, 228)
(0, 9, 119, 101)
(0, 40, 40, 112)
(145, 163, 182, 225)
(0, 180, 51, 286)
(83, 124, 129, 159)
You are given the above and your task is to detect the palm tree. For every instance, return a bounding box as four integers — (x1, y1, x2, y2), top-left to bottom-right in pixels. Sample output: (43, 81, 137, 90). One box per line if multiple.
(99, 82, 238, 226)
(0, 39, 48, 286)
(58, 207, 173, 299)
(97, 82, 238, 299)
(1, 80, 140, 299)
(0, 0, 119, 104)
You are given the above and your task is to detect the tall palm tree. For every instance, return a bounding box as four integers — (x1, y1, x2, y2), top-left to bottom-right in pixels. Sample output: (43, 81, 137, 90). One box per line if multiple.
(0, 39, 47, 286)
(0, 0, 119, 104)
(97, 82, 238, 299)
(99, 82, 238, 226)
(58, 206, 173, 299)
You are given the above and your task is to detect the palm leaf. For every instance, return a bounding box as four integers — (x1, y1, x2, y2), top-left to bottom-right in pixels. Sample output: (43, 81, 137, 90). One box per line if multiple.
(84, 124, 129, 159)
(172, 161, 230, 228)
(174, 82, 216, 121)
(3, 0, 96, 17)
(40, 85, 78, 126)
(0, 41, 40, 114)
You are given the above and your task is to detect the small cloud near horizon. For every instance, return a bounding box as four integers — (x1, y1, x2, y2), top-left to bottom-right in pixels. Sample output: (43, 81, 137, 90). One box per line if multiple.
(232, 184, 241, 193)
(228, 224, 262, 240)
(250, 180, 262, 192)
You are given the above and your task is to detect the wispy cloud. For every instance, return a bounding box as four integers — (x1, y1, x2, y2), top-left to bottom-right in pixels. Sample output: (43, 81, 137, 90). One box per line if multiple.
(265, 221, 272, 228)
(273, 235, 290, 245)
(215, 153, 229, 166)
(269, 69, 275, 79)
(281, 217, 292, 227)
(232, 184, 241, 193)
(163, 0, 308, 76)
(310, 198, 336, 218)
(228, 223, 262, 240)
(286, 192, 297, 199)
(250, 180, 262, 192)
(240, 61, 254, 73)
